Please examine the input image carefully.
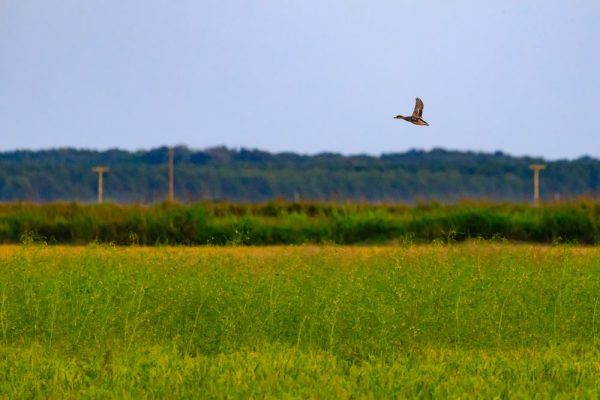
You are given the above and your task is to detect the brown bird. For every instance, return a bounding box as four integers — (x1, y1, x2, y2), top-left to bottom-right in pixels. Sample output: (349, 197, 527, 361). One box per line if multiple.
(394, 97, 429, 126)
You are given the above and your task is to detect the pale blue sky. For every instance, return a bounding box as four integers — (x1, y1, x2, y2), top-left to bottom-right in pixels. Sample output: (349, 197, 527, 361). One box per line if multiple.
(1, 1, 599, 158)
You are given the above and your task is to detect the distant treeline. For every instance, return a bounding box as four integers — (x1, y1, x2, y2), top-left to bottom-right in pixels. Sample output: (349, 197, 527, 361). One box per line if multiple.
(1, 146, 600, 203)
(2, 201, 599, 245)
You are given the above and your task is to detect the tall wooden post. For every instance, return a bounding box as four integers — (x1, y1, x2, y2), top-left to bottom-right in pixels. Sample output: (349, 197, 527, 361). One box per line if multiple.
(168, 147, 175, 202)
(92, 166, 109, 204)
(528, 164, 546, 207)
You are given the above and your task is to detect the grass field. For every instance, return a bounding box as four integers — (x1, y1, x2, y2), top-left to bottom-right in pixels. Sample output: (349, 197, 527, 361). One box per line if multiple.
(0, 243, 599, 398)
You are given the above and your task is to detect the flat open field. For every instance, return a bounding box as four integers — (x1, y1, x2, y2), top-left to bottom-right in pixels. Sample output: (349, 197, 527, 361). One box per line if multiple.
(0, 244, 599, 398)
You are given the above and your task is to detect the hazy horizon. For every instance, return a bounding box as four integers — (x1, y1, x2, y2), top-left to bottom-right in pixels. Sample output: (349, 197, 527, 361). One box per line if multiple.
(2, 143, 597, 163)
(2, 1, 599, 159)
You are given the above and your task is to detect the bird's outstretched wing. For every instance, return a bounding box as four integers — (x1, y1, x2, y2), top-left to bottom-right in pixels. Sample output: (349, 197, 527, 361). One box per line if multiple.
(412, 98, 424, 117)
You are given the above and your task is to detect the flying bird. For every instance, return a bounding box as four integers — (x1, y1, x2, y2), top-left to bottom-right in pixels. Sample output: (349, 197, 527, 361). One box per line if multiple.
(394, 98, 429, 126)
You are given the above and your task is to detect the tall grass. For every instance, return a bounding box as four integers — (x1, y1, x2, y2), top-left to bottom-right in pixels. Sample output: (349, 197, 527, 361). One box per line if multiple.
(0, 244, 598, 397)
(1, 200, 599, 245)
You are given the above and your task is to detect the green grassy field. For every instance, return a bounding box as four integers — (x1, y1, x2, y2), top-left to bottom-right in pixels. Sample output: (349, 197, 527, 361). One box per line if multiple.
(0, 244, 599, 398)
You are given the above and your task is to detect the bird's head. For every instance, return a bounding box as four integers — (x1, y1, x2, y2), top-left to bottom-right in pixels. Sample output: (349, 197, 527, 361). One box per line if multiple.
(393, 115, 403, 119)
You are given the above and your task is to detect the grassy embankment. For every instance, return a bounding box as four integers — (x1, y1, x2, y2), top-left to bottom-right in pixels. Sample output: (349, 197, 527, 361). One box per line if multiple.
(0, 244, 598, 397)
(0, 200, 599, 245)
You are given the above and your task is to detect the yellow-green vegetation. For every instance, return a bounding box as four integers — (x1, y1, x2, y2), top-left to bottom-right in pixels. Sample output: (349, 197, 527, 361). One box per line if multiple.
(0, 244, 598, 398)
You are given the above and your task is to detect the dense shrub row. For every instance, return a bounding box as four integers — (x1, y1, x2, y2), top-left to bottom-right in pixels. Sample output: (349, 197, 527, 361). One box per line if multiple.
(0, 201, 599, 245)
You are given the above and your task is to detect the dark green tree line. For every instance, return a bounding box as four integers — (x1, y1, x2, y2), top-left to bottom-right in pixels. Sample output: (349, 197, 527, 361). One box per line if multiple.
(0, 146, 599, 203)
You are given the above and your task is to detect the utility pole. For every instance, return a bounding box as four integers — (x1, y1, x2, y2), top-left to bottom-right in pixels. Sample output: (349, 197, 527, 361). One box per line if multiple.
(528, 164, 546, 207)
(168, 147, 175, 202)
(92, 166, 109, 204)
